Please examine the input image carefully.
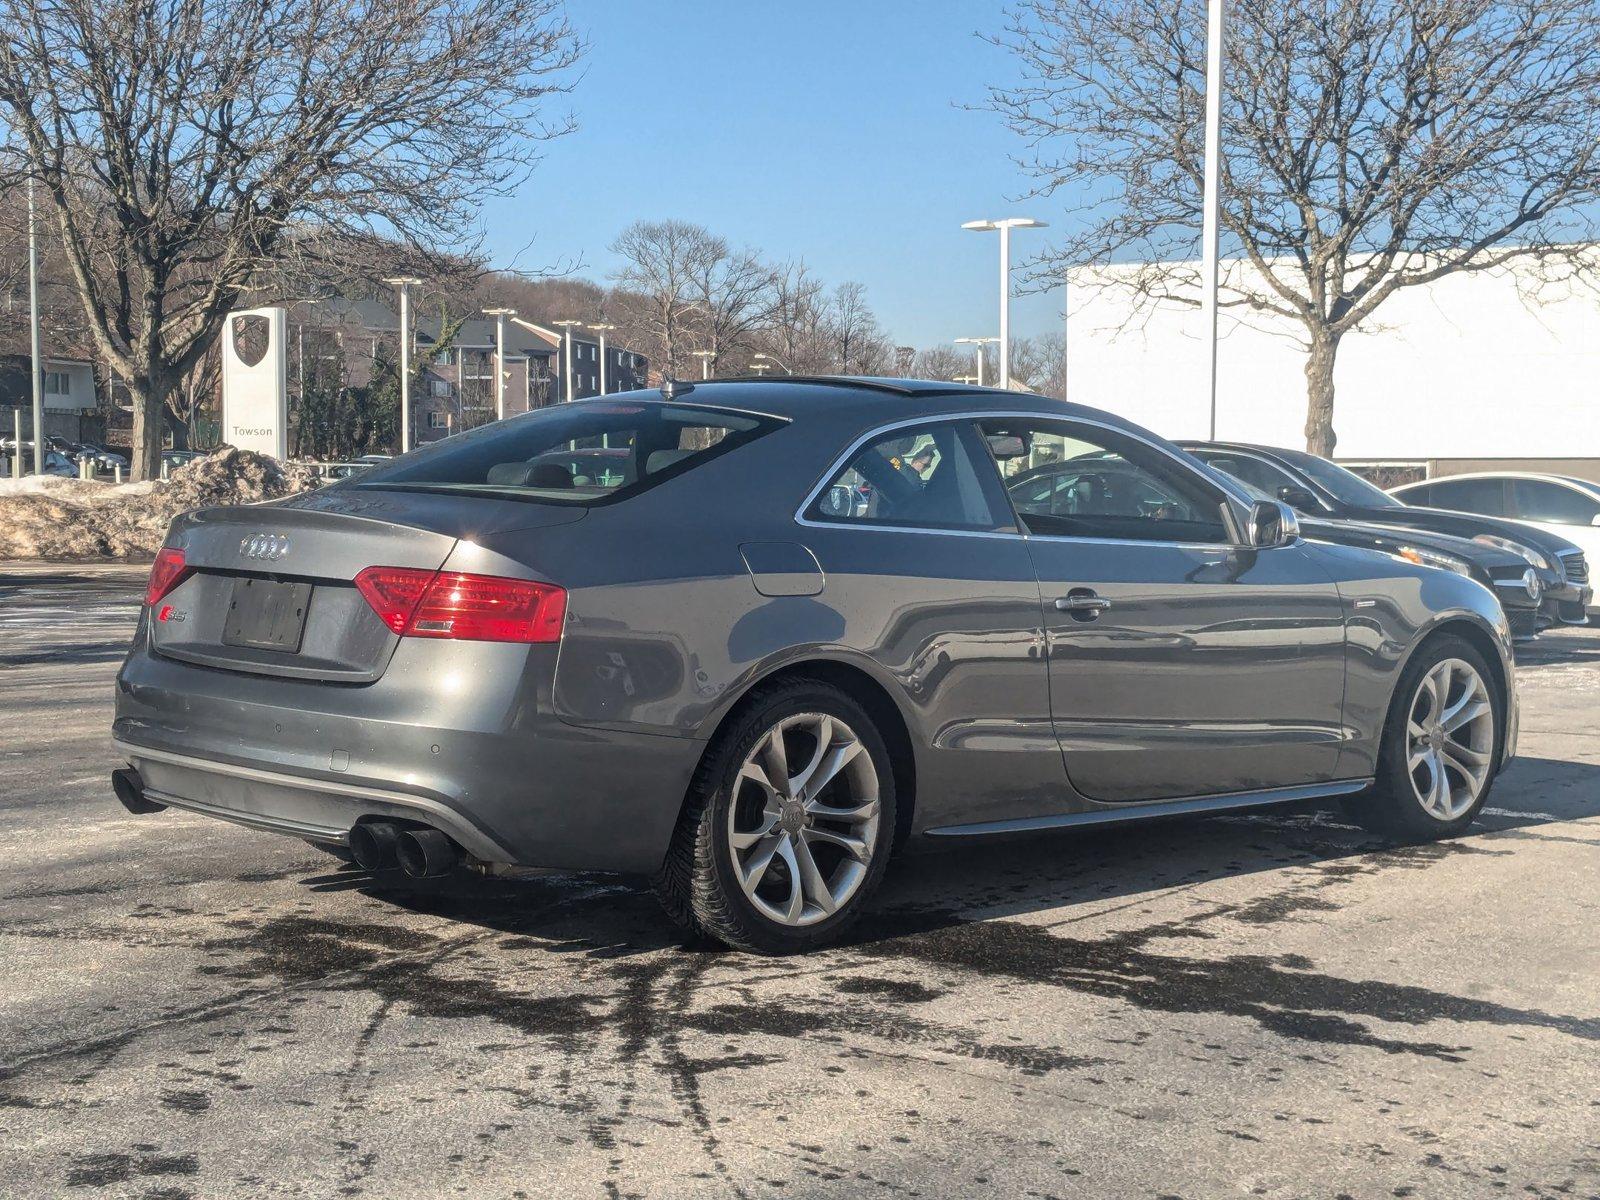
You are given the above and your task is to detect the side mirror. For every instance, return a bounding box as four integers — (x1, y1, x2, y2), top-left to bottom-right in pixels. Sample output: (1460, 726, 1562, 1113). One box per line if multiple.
(1248, 498, 1299, 548)
(1276, 485, 1318, 512)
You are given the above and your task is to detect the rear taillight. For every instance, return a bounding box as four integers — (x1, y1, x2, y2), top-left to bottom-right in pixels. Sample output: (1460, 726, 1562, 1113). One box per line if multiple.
(145, 547, 190, 606)
(353, 567, 567, 644)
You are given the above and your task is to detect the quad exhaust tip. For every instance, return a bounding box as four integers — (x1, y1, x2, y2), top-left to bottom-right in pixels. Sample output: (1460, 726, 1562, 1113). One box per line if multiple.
(112, 767, 167, 814)
(348, 820, 402, 872)
(396, 828, 460, 878)
(349, 820, 461, 878)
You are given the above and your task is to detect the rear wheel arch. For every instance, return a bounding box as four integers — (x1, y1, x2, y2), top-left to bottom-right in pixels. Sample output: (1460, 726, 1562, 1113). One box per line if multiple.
(693, 657, 918, 854)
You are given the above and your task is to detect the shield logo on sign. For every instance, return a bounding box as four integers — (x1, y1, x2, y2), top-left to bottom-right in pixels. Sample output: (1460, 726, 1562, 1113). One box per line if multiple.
(232, 313, 270, 368)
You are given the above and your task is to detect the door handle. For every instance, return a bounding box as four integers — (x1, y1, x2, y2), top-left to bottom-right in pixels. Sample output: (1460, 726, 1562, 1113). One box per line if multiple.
(1055, 592, 1112, 615)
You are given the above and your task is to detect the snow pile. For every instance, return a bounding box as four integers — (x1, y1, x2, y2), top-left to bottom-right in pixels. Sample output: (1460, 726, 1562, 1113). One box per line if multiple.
(0, 448, 318, 560)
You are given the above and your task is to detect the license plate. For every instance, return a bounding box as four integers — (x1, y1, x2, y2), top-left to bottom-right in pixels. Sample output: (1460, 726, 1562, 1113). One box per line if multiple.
(222, 578, 313, 652)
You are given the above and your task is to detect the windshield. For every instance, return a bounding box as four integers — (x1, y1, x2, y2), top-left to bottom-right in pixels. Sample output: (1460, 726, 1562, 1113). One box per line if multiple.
(353, 400, 782, 506)
(1276, 449, 1400, 508)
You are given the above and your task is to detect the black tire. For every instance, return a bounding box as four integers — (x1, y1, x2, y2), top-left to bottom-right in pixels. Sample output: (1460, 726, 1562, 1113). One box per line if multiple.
(1342, 634, 1502, 840)
(654, 678, 898, 954)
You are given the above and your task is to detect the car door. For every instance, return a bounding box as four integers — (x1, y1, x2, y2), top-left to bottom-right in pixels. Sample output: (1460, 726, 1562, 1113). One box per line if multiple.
(977, 417, 1348, 804)
(1508, 478, 1600, 568)
(1423, 476, 1510, 518)
(800, 418, 1066, 830)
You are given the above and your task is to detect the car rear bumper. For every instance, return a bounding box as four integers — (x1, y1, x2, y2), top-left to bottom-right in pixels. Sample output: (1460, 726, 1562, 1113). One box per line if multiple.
(112, 631, 704, 873)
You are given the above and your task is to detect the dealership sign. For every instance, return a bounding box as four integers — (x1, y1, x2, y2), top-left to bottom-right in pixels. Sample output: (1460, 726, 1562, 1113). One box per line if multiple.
(221, 306, 288, 459)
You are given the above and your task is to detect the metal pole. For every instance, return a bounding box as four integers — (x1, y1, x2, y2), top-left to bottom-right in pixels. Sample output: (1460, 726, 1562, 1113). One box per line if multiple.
(398, 284, 412, 452)
(598, 332, 608, 395)
(1201, 0, 1226, 439)
(494, 312, 506, 421)
(976, 347, 986, 388)
(564, 328, 574, 402)
(28, 175, 45, 475)
(998, 224, 1011, 391)
(11, 410, 21, 478)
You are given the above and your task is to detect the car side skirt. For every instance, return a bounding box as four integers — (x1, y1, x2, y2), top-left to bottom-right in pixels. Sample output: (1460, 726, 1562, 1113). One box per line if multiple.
(922, 778, 1373, 838)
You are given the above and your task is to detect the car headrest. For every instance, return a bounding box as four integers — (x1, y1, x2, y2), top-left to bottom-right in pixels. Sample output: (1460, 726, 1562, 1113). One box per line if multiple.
(485, 461, 575, 488)
(645, 449, 695, 475)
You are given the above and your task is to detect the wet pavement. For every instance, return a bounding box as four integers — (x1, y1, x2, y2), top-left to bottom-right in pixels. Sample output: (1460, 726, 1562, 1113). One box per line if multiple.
(2, 561, 1598, 1198)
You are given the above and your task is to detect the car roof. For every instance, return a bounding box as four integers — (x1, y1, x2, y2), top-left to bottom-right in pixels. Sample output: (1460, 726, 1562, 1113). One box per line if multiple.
(597, 377, 1138, 429)
(1392, 471, 1600, 493)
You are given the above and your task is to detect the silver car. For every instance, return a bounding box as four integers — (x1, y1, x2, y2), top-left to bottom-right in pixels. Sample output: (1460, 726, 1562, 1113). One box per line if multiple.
(113, 379, 1518, 953)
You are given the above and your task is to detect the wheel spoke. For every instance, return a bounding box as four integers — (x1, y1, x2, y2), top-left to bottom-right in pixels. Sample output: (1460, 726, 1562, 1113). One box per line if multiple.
(792, 835, 838, 915)
(803, 825, 870, 864)
(759, 726, 790, 797)
(799, 736, 865, 802)
(805, 797, 879, 824)
(730, 813, 778, 851)
(786, 715, 834, 797)
(1441, 695, 1488, 734)
(1427, 750, 1452, 817)
(775, 833, 805, 923)
(738, 760, 779, 798)
(1442, 738, 1488, 780)
(738, 832, 784, 895)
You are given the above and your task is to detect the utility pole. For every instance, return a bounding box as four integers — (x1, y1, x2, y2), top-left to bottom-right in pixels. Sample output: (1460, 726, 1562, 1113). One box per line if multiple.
(553, 320, 582, 401)
(962, 218, 1047, 391)
(482, 308, 516, 420)
(28, 174, 45, 475)
(383, 277, 421, 452)
(693, 350, 715, 380)
(1201, 0, 1226, 439)
(590, 323, 617, 395)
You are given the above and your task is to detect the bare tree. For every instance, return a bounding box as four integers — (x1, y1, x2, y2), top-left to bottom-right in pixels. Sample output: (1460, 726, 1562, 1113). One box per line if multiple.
(990, 0, 1600, 454)
(688, 244, 775, 374)
(0, 0, 581, 478)
(610, 220, 721, 381)
(828, 282, 889, 375)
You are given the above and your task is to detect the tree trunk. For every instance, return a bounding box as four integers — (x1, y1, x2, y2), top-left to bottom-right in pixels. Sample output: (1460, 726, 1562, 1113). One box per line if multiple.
(128, 378, 165, 482)
(1302, 329, 1341, 457)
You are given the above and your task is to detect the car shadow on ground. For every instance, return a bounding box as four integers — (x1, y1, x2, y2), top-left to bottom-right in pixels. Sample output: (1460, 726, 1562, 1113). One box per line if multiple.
(295, 753, 1600, 960)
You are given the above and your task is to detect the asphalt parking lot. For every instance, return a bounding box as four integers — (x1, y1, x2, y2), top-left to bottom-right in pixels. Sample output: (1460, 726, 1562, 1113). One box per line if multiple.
(2, 561, 1597, 1199)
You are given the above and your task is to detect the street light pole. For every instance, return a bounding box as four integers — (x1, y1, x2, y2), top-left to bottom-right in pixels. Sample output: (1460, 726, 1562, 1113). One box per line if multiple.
(962, 217, 1047, 391)
(954, 336, 999, 388)
(1200, 0, 1226, 439)
(693, 350, 715, 380)
(482, 307, 516, 421)
(383, 277, 421, 452)
(27, 174, 44, 476)
(589, 323, 616, 394)
(552, 320, 582, 402)
(752, 352, 791, 375)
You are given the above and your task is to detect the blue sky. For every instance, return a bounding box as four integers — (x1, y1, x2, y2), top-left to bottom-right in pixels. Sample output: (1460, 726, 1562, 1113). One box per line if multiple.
(477, 0, 1064, 351)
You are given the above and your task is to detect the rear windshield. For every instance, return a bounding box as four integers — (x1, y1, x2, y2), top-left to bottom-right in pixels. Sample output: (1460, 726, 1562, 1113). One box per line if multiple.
(352, 400, 782, 506)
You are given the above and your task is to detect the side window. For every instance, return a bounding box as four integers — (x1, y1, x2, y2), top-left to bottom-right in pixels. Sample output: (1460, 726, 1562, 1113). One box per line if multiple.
(980, 420, 1231, 544)
(1428, 477, 1506, 517)
(1195, 452, 1305, 505)
(807, 421, 1006, 532)
(1512, 479, 1600, 525)
(1396, 483, 1431, 506)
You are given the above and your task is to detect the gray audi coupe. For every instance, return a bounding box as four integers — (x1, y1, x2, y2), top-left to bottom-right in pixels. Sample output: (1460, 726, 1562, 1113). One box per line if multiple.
(113, 378, 1518, 953)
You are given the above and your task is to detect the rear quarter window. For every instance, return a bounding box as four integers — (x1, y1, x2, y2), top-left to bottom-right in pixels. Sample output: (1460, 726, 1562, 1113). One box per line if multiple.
(353, 400, 782, 506)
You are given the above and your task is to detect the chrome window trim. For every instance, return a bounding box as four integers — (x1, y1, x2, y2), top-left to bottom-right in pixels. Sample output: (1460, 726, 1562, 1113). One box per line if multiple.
(796, 409, 1249, 547)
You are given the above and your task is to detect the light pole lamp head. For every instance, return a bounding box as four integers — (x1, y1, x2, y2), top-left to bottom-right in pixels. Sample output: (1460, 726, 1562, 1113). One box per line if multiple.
(381, 275, 422, 287)
(589, 323, 617, 333)
(961, 218, 1049, 232)
(481, 307, 516, 317)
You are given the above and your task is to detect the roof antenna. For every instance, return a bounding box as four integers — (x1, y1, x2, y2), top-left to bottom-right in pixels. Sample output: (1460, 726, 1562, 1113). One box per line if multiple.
(660, 378, 694, 400)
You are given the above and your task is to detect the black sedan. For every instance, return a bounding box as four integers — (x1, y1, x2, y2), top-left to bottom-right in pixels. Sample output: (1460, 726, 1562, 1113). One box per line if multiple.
(1180, 441, 1590, 629)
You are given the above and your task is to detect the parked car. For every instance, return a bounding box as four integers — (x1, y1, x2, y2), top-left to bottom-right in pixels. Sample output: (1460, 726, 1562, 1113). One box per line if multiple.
(0, 445, 77, 478)
(1180, 441, 1591, 629)
(1389, 473, 1600, 617)
(1182, 456, 1544, 639)
(113, 380, 1518, 953)
(162, 450, 205, 471)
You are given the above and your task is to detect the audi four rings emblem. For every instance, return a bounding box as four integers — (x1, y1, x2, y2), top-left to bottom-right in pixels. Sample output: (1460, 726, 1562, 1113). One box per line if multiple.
(239, 533, 291, 561)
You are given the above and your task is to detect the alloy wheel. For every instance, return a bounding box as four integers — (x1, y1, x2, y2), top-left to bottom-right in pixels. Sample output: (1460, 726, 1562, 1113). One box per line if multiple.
(1405, 657, 1495, 821)
(727, 712, 881, 927)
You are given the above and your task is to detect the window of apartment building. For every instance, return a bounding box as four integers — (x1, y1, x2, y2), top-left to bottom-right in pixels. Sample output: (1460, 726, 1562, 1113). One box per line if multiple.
(434, 349, 453, 366)
(428, 411, 449, 430)
(430, 379, 451, 398)
(44, 371, 70, 396)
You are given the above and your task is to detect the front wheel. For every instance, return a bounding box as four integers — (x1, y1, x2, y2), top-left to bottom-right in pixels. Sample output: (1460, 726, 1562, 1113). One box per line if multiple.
(1345, 635, 1501, 839)
(655, 680, 896, 954)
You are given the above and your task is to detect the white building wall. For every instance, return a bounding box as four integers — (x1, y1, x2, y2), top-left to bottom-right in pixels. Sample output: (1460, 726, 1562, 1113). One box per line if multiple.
(1065, 257, 1600, 461)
